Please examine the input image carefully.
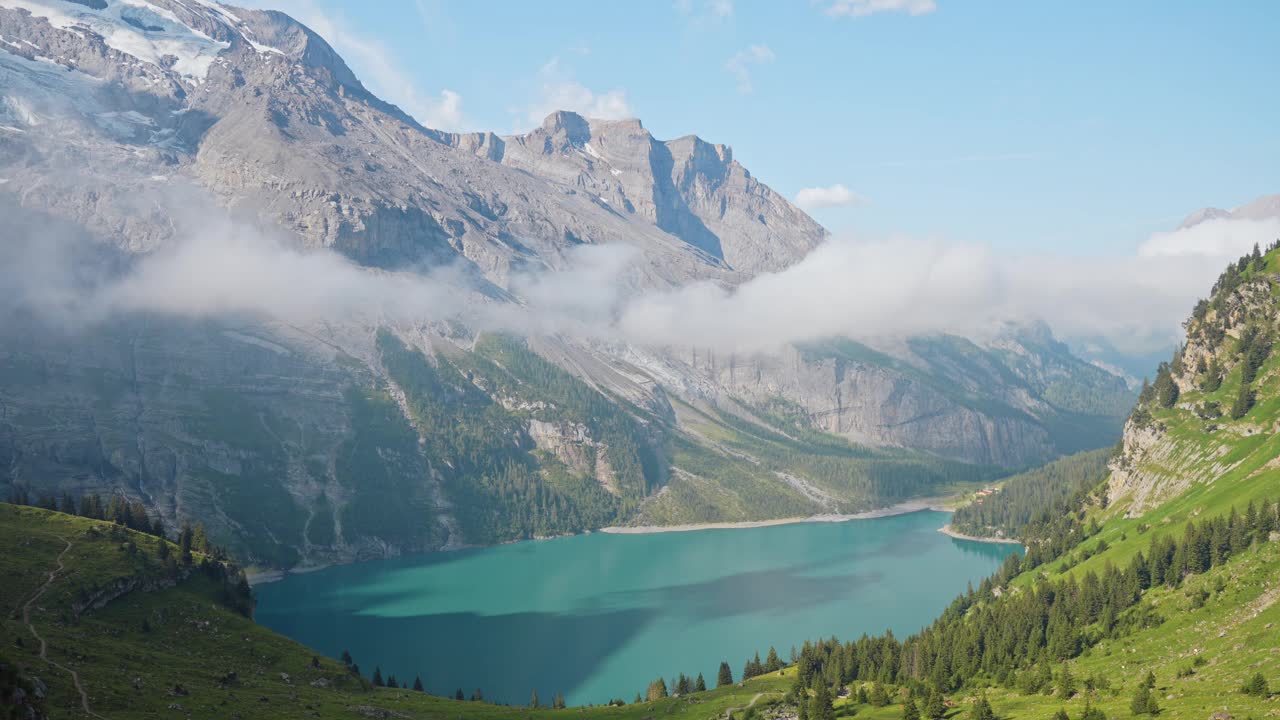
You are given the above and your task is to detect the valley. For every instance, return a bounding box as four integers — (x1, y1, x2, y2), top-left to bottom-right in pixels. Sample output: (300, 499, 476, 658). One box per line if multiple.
(1, 2, 1279, 719)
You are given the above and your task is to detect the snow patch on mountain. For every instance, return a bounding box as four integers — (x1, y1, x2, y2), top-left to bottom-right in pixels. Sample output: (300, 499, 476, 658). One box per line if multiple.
(0, 0, 229, 81)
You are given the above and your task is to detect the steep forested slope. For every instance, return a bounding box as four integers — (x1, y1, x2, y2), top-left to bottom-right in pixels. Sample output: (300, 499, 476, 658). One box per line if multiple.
(725, 244, 1280, 720)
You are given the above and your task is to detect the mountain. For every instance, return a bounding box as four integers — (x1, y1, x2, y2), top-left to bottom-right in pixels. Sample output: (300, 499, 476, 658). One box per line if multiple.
(441, 111, 827, 274)
(1180, 193, 1280, 229)
(0, 0, 1132, 569)
(2, 245, 1274, 720)
(1109, 240, 1280, 513)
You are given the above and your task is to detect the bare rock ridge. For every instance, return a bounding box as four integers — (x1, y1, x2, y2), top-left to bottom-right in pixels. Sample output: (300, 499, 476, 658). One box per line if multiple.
(1179, 193, 1280, 229)
(0, 0, 1133, 568)
(441, 110, 827, 274)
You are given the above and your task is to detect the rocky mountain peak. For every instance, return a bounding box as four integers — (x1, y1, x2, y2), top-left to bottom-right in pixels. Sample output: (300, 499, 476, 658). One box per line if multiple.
(440, 109, 824, 273)
(1179, 193, 1280, 229)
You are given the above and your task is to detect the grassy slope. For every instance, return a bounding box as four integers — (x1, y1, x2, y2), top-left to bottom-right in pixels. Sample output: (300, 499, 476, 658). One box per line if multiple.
(936, 254, 1280, 717)
(0, 503, 789, 719)
(811, 525, 1280, 720)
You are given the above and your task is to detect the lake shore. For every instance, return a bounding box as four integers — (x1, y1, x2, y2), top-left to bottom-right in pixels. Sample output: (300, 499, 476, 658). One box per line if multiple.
(248, 495, 981, 584)
(247, 561, 332, 586)
(937, 524, 1025, 546)
(598, 496, 952, 535)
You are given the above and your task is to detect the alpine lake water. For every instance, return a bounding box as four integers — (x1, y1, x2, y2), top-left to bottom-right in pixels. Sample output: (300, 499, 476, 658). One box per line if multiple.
(255, 509, 1017, 706)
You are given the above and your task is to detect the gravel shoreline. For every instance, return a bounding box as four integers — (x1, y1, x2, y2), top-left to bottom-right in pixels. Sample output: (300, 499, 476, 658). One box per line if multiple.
(598, 496, 952, 535)
(936, 524, 1025, 546)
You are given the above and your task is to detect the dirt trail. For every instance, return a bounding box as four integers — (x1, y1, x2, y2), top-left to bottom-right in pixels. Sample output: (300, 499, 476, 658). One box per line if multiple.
(22, 537, 104, 719)
(723, 692, 767, 719)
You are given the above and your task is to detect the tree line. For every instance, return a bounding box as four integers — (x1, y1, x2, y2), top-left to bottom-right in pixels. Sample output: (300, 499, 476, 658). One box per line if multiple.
(950, 449, 1111, 541)
(736, 496, 1278, 710)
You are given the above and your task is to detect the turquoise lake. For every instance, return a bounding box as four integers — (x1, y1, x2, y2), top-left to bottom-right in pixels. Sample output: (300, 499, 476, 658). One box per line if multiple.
(255, 510, 1016, 706)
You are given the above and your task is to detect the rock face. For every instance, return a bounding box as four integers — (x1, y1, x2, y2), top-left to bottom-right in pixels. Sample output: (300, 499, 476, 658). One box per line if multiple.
(1108, 229, 1280, 512)
(0, 0, 1133, 567)
(441, 112, 827, 274)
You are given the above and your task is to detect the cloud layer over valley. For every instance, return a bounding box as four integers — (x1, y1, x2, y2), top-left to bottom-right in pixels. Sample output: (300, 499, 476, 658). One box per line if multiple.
(5, 193, 1276, 359)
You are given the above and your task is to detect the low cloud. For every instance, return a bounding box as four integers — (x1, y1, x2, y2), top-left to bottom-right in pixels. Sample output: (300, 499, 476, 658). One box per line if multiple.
(675, 0, 734, 27)
(5, 190, 1272, 361)
(524, 58, 632, 126)
(823, 0, 937, 18)
(794, 184, 867, 210)
(1138, 216, 1280, 259)
(724, 45, 775, 94)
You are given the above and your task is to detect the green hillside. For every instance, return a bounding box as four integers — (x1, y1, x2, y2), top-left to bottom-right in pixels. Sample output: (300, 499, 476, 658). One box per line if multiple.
(1, 502, 803, 719)
(721, 245, 1280, 720)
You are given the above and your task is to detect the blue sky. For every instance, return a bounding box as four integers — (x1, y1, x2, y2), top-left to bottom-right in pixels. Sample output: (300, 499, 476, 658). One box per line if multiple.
(263, 0, 1279, 255)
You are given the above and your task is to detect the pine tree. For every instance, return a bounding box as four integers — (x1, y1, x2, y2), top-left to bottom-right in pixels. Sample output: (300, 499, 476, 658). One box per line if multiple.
(646, 678, 668, 702)
(530, 688, 539, 708)
(454, 688, 464, 701)
(1241, 672, 1269, 696)
(1055, 710, 1070, 720)
(926, 690, 946, 720)
(1058, 663, 1076, 698)
(412, 675, 423, 692)
(695, 673, 707, 692)
(718, 661, 734, 687)
(1129, 684, 1151, 715)
(1152, 362, 1179, 408)
(811, 681, 835, 720)
(371, 667, 384, 687)
(192, 522, 210, 554)
(870, 682, 890, 707)
(472, 688, 484, 701)
(903, 697, 921, 720)
(766, 646, 783, 672)
(971, 694, 994, 720)
(553, 692, 566, 709)
(1230, 383, 1256, 419)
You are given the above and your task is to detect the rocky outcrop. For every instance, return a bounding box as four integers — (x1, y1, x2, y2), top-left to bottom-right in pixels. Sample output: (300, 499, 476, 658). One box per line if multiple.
(1107, 234, 1280, 512)
(526, 418, 620, 494)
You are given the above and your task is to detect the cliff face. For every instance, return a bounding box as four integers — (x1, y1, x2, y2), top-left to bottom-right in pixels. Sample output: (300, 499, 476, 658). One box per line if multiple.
(442, 112, 828, 274)
(1108, 239, 1280, 513)
(0, 0, 1133, 567)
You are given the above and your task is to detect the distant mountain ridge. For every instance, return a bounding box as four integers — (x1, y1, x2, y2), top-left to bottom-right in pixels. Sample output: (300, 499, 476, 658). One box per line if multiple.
(0, 0, 1133, 568)
(441, 111, 827, 274)
(1179, 193, 1280, 229)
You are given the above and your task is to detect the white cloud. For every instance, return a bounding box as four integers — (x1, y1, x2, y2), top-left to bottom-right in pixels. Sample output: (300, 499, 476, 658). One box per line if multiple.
(724, 44, 775, 94)
(236, 0, 469, 131)
(1138, 217, 1280, 259)
(614, 234, 1229, 355)
(823, 0, 937, 18)
(8, 183, 1271, 361)
(523, 58, 632, 127)
(794, 184, 867, 210)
